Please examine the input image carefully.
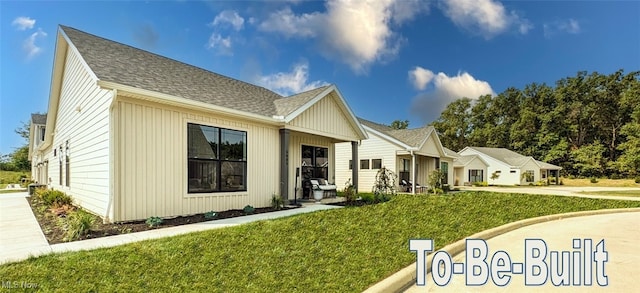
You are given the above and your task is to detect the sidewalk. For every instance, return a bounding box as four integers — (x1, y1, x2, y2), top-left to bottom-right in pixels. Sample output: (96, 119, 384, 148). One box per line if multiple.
(0, 193, 342, 265)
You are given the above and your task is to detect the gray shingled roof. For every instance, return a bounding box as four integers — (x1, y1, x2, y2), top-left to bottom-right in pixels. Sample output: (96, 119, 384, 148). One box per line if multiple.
(453, 155, 481, 167)
(358, 118, 434, 148)
(467, 147, 561, 169)
(31, 113, 47, 125)
(60, 25, 329, 118)
(443, 147, 459, 158)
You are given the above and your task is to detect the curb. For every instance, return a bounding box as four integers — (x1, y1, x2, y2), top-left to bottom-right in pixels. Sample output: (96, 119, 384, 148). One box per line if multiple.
(363, 207, 640, 293)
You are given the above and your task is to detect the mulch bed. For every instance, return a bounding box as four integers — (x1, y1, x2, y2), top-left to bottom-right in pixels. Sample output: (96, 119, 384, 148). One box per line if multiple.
(27, 197, 296, 244)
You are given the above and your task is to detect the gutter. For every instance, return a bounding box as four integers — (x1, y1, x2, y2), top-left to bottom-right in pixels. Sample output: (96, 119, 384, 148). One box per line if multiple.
(104, 88, 118, 222)
(97, 80, 283, 126)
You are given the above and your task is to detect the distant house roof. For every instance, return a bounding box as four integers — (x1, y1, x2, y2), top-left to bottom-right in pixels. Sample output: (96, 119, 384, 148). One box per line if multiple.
(464, 147, 561, 169)
(60, 25, 330, 119)
(31, 113, 47, 125)
(358, 118, 436, 148)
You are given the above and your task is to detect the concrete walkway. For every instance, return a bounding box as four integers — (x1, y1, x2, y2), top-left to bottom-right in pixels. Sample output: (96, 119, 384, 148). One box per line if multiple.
(0, 193, 341, 265)
(403, 211, 640, 292)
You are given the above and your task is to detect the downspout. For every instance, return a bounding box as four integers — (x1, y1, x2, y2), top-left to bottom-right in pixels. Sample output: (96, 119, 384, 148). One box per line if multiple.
(411, 150, 416, 195)
(105, 89, 118, 223)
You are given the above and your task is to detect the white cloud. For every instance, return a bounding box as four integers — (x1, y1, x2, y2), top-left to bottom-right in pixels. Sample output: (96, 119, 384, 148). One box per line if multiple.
(207, 33, 232, 55)
(12, 16, 35, 30)
(23, 29, 47, 59)
(258, 0, 428, 74)
(408, 66, 435, 90)
(544, 18, 580, 38)
(211, 10, 245, 31)
(257, 62, 328, 96)
(440, 0, 531, 38)
(410, 69, 495, 122)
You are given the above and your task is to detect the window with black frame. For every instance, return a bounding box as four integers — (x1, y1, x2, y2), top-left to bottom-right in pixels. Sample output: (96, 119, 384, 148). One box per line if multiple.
(187, 123, 246, 193)
(469, 169, 483, 182)
(301, 145, 328, 180)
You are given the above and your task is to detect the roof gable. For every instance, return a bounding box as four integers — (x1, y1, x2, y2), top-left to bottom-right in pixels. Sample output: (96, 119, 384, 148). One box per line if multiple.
(358, 118, 451, 157)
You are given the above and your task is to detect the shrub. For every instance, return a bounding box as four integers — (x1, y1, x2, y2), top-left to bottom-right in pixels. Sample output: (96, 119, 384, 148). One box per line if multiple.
(635, 177, 640, 184)
(49, 204, 75, 217)
(39, 190, 73, 207)
(427, 170, 444, 194)
(243, 205, 255, 215)
(146, 216, 163, 228)
(360, 193, 375, 204)
(271, 194, 284, 210)
(204, 211, 218, 220)
(590, 177, 599, 184)
(472, 181, 488, 187)
(63, 209, 96, 241)
(343, 179, 357, 202)
(433, 188, 444, 195)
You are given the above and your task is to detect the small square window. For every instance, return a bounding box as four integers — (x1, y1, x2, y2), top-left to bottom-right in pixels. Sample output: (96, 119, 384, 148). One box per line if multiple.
(510, 170, 516, 173)
(360, 159, 370, 170)
(372, 159, 382, 169)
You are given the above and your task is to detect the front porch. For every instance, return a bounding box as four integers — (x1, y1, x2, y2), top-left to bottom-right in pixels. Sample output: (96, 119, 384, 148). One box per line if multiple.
(396, 152, 441, 194)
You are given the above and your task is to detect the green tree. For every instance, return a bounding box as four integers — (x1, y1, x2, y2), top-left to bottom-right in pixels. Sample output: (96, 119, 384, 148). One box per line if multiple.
(432, 98, 472, 151)
(571, 141, 606, 177)
(389, 120, 409, 130)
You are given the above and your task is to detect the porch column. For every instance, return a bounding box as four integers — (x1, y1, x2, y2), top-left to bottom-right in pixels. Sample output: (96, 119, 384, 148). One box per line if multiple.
(411, 152, 416, 195)
(279, 129, 290, 201)
(555, 170, 560, 185)
(351, 141, 359, 193)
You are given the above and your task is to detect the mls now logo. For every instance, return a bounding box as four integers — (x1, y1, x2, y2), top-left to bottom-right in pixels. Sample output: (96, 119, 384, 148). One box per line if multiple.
(409, 238, 609, 287)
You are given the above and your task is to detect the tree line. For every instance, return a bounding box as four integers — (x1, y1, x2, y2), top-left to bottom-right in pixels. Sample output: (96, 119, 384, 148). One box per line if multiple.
(431, 69, 640, 178)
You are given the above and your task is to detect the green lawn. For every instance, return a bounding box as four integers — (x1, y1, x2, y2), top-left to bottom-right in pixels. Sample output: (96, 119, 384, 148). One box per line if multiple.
(0, 189, 26, 194)
(2, 192, 640, 292)
(578, 190, 640, 197)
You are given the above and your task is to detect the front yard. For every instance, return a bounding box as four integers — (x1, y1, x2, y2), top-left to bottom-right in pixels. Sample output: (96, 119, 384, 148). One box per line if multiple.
(2, 191, 640, 292)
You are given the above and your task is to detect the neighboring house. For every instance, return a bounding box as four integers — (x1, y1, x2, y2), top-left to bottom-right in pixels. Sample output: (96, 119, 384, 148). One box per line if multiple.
(28, 25, 366, 222)
(443, 147, 489, 187)
(457, 147, 561, 185)
(28, 113, 48, 184)
(335, 119, 455, 193)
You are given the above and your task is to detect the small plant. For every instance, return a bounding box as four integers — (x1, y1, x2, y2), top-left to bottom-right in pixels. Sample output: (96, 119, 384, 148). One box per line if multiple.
(119, 227, 133, 234)
(271, 194, 284, 210)
(243, 205, 255, 215)
(145, 216, 163, 228)
(372, 167, 396, 200)
(433, 188, 444, 195)
(343, 179, 357, 202)
(635, 177, 640, 184)
(360, 193, 375, 204)
(490, 171, 500, 181)
(49, 203, 75, 217)
(472, 181, 488, 187)
(204, 210, 218, 220)
(63, 209, 96, 241)
(590, 177, 598, 184)
(427, 170, 444, 194)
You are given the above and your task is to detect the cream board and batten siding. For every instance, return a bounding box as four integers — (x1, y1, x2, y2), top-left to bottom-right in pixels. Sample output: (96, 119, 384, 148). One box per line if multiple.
(287, 92, 360, 141)
(112, 96, 280, 222)
(335, 131, 399, 192)
(46, 46, 113, 218)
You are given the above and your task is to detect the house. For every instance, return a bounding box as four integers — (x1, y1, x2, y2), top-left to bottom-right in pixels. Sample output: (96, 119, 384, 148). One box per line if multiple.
(28, 113, 48, 184)
(457, 147, 561, 185)
(335, 119, 455, 193)
(28, 25, 367, 222)
(443, 147, 489, 186)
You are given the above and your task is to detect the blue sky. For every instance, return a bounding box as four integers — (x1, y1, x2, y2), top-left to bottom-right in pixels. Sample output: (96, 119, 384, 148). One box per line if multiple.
(1, 0, 639, 155)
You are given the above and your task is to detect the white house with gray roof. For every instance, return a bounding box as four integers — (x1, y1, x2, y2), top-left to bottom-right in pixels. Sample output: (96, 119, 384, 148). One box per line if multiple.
(458, 147, 561, 185)
(29, 25, 367, 222)
(335, 119, 455, 193)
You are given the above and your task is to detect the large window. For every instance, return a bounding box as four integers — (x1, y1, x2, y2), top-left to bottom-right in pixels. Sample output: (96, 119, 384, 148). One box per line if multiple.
(301, 145, 328, 180)
(469, 169, 483, 183)
(188, 123, 246, 193)
(440, 162, 449, 185)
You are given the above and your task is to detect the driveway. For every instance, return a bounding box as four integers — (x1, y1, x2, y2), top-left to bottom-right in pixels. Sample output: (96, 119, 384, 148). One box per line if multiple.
(460, 186, 640, 201)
